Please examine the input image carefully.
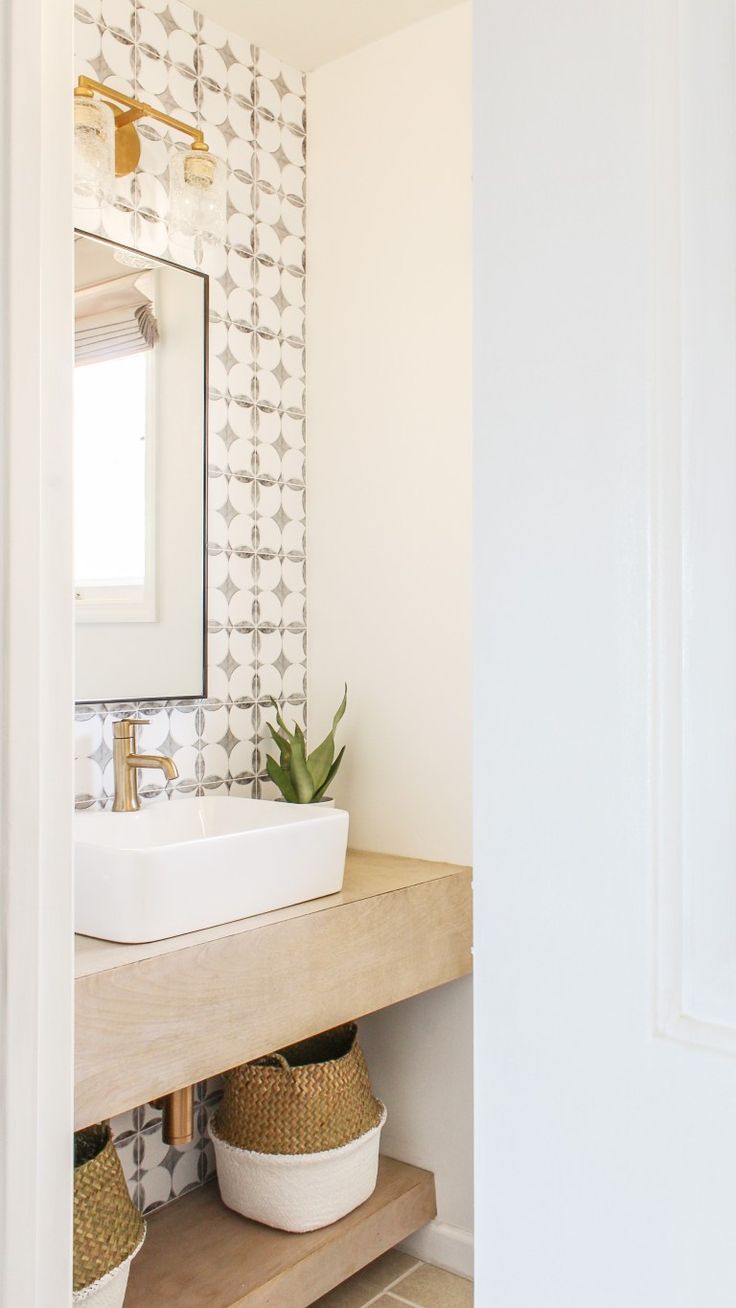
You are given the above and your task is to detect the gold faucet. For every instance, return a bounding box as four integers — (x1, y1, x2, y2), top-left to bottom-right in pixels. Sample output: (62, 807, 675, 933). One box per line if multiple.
(112, 718, 179, 812)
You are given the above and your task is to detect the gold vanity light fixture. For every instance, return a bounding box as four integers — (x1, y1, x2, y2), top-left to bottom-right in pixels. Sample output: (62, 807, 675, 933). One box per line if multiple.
(73, 75, 226, 246)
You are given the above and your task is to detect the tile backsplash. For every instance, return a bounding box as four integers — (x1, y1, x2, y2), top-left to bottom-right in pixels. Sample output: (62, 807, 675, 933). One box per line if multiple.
(74, 0, 306, 1212)
(111, 1080, 224, 1213)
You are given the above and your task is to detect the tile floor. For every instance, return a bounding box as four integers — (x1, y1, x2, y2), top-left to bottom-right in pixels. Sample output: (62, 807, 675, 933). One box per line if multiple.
(313, 1250, 473, 1307)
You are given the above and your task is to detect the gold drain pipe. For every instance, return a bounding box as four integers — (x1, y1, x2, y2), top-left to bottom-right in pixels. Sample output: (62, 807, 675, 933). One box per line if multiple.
(151, 1086, 194, 1147)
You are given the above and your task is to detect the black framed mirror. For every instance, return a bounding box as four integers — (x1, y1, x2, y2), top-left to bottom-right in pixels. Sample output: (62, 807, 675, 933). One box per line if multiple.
(73, 230, 208, 704)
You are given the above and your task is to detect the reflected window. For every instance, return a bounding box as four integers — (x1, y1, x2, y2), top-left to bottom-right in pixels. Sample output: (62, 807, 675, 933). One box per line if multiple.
(74, 351, 149, 590)
(73, 255, 158, 624)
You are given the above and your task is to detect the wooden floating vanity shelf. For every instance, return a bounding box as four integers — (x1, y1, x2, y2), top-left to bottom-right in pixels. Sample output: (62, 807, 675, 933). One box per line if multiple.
(75, 849, 472, 1128)
(75, 849, 471, 1306)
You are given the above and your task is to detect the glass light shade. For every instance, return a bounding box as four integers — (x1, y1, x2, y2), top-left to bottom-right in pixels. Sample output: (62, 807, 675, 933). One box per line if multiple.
(169, 148, 226, 247)
(74, 95, 115, 208)
(113, 248, 153, 271)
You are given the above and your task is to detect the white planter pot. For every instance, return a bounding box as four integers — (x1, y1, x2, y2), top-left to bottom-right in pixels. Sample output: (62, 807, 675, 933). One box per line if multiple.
(210, 1104, 387, 1233)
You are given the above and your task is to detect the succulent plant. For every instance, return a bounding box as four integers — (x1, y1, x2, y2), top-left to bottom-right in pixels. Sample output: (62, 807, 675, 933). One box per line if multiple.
(265, 687, 347, 803)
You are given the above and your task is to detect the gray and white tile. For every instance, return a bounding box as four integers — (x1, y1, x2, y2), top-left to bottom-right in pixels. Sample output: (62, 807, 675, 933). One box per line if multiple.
(74, 0, 306, 1209)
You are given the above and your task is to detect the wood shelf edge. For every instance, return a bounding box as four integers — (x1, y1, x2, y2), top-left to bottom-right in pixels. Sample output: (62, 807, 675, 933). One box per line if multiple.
(75, 865, 472, 1129)
(75, 853, 471, 982)
(125, 1156, 437, 1308)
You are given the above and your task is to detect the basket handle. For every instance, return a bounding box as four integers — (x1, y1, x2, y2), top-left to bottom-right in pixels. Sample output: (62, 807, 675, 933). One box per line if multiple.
(259, 1052, 292, 1072)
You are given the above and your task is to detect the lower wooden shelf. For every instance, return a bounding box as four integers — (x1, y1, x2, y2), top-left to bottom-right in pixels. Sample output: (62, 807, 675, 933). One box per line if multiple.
(125, 1156, 436, 1308)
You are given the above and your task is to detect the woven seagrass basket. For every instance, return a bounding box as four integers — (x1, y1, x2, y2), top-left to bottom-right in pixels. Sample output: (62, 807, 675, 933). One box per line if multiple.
(73, 1124, 145, 1305)
(214, 1022, 382, 1155)
(211, 1023, 386, 1231)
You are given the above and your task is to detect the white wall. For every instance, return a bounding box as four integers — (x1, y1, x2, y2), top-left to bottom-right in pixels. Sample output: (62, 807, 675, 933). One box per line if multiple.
(306, 3, 473, 1274)
(474, 1, 736, 1304)
(306, 4, 472, 866)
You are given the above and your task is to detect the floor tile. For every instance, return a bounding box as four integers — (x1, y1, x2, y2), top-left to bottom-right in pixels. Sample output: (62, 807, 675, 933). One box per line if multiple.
(362, 1250, 419, 1291)
(312, 1250, 419, 1306)
(390, 1262, 473, 1307)
(311, 1282, 377, 1308)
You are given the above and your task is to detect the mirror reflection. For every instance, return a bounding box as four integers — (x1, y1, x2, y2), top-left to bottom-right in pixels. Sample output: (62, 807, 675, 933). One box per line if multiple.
(74, 232, 208, 704)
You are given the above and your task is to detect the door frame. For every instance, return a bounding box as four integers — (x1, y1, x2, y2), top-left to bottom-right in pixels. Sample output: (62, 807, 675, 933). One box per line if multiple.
(0, 0, 74, 1301)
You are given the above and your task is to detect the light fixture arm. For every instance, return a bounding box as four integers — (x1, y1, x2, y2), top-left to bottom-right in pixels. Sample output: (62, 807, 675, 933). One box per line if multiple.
(75, 75, 209, 155)
(74, 73, 227, 243)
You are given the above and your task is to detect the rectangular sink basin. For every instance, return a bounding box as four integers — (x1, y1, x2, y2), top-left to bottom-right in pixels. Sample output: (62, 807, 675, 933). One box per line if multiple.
(75, 797, 349, 943)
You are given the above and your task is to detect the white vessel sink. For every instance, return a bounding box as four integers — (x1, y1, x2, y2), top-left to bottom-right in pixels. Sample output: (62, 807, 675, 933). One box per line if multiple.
(75, 797, 349, 943)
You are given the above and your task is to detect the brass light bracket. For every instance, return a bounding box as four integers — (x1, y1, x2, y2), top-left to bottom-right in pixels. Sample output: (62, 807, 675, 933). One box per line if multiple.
(75, 74, 209, 178)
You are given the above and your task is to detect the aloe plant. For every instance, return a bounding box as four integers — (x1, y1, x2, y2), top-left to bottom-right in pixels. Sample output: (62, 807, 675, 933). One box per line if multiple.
(266, 687, 347, 803)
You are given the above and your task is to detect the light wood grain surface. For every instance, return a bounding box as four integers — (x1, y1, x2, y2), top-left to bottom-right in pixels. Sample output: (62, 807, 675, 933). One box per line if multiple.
(124, 1158, 436, 1308)
(75, 850, 467, 977)
(75, 851, 472, 1128)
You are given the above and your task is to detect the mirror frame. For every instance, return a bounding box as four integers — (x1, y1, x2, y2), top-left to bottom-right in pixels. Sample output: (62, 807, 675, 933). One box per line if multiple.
(73, 228, 210, 706)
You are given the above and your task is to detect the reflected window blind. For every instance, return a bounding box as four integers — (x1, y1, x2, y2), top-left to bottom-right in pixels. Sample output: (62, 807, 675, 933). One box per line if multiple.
(75, 270, 159, 367)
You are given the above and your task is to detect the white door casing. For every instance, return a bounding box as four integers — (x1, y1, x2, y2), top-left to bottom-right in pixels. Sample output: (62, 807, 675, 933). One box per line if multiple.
(0, 0, 74, 1303)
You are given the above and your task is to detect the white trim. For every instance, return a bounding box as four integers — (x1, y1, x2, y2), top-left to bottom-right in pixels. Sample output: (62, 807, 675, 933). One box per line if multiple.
(652, 0, 736, 1055)
(0, 0, 74, 1302)
(651, 0, 686, 1044)
(75, 585, 156, 625)
(399, 1220, 474, 1280)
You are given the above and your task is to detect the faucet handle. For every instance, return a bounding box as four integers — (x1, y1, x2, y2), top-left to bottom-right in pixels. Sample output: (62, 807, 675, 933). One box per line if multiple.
(113, 717, 150, 740)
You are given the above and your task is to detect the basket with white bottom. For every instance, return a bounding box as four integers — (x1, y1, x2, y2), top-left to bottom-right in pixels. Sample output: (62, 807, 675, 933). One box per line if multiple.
(211, 1023, 386, 1232)
(211, 1104, 387, 1232)
(72, 1250, 141, 1308)
(73, 1124, 145, 1308)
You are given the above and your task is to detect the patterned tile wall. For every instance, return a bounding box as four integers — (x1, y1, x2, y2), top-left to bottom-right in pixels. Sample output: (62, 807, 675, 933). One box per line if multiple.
(73, 0, 307, 1212)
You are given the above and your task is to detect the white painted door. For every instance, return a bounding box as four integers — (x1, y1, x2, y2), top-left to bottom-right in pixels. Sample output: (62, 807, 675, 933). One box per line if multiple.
(474, 0, 736, 1303)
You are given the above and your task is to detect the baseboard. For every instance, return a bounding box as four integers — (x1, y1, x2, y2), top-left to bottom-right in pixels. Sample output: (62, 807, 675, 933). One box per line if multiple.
(399, 1219, 474, 1279)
